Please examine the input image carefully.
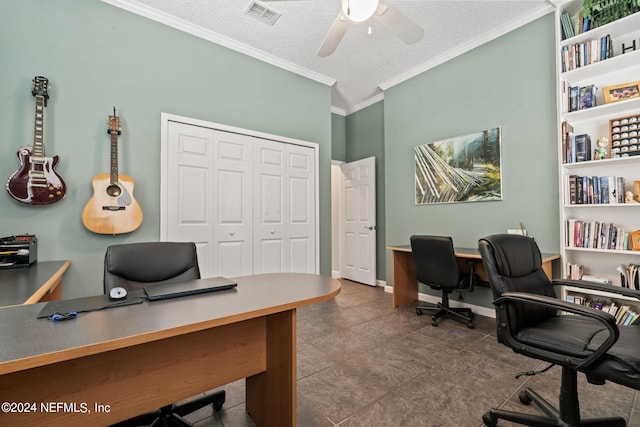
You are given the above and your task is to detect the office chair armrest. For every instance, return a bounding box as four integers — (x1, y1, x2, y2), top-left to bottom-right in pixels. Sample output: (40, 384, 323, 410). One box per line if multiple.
(495, 291, 619, 370)
(552, 279, 640, 301)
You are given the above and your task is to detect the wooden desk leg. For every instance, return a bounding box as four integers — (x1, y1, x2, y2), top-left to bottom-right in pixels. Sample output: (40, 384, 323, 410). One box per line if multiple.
(392, 251, 417, 308)
(246, 309, 296, 427)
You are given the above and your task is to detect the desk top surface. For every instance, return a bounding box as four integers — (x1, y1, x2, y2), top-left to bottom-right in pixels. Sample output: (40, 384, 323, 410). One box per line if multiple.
(0, 273, 340, 375)
(387, 244, 560, 261)
(0, 260, 70, 307)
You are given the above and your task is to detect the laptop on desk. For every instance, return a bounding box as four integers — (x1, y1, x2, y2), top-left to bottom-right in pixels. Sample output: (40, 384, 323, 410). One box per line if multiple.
(144, 277, 237, 301)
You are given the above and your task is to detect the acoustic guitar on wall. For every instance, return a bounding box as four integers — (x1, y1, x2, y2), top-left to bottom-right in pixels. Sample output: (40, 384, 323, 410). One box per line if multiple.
(6, 76, 66, 206)
(82, 108, 143, 234)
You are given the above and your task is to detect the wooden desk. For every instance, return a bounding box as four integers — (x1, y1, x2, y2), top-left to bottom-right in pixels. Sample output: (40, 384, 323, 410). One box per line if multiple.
(387, 245, 560, 307)
(0, 273, 340, 427)
(0, 260, 70, 306)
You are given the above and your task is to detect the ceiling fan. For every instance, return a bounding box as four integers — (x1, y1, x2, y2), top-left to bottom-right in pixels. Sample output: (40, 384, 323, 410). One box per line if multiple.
(318, 0, 424, 57)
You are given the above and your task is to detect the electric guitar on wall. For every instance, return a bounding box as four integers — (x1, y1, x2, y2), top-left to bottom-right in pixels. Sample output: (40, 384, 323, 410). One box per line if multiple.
(6, 76, 66, 205)
(82, 108, 143, 234)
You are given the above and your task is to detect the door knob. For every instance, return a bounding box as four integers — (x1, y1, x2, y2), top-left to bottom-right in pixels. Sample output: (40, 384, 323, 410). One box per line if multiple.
(229, 231, 235, 236)
(364, 225, 377, 230)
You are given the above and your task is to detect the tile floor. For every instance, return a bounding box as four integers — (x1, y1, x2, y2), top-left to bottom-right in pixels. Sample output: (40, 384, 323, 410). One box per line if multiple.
(185, 279, 640, 427)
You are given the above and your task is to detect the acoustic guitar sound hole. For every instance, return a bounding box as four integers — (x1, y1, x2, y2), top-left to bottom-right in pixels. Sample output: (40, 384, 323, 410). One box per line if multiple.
(106, 184, 121, 197)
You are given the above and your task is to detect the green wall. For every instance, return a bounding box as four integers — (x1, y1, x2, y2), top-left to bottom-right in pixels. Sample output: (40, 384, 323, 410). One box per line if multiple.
(345, 101, 386, 281)
(1, 0, 332, 298)
(331, 112, 347, 162)
(383, 13, 559, 307)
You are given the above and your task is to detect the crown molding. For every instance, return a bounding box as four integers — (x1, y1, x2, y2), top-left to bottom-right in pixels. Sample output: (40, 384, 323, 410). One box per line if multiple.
(379, 4, 555, 91)
(345, 92, 384, 115)
(331, 106, 347, 116)
(101, 0, 336, 87)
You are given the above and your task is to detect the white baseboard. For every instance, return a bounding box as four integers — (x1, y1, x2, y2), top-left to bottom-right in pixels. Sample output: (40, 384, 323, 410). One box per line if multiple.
(376, 280, 386, 288)
(383, 285, 495, 318)
(332, 270, 341, 279)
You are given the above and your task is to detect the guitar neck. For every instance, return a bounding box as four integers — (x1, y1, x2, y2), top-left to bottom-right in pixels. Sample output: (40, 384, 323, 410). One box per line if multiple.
(32, 95, 46, 160)
(110, 131, 119, 184)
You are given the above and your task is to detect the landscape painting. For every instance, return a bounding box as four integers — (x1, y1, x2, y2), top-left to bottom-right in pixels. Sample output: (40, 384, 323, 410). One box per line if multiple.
(415, 127, 502, 205)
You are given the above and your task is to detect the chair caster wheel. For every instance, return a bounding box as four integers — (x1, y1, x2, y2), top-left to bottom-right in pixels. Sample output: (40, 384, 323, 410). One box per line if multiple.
(467, 320, 475, 329)
(518, 390, 532, 406)
(431, 319, 438, 326)
(482, 412, 497, 427)
(212, 391, 226, 411)
(416, 308, 423, 316)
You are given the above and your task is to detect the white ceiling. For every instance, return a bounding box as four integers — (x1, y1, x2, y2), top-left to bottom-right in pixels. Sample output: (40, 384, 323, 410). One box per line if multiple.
(105, 0, 554, 114)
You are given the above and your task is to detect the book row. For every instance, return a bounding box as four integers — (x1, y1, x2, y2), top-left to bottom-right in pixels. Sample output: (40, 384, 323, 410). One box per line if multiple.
(560, 35, 613, 72)
(566, 292, 640, 325)
(560, 11, 591, 39)
(562, 83, 597, 113)
(565, 219, 630, 250)
(618, 263, 640, 290)
(567, 175, 626, 205)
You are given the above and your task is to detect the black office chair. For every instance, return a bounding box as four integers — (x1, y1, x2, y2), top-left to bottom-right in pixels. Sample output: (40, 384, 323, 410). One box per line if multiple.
(410, 235, 479, 328)
(104, 242, 226, 427)
(479, 234, 640, 427)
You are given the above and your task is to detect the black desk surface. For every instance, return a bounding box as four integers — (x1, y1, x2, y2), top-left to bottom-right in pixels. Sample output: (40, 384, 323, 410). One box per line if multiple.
(0, 261, 68, 307)
(0, 273, 341, 375)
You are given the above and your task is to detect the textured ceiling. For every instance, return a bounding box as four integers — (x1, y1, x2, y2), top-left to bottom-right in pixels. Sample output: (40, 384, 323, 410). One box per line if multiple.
(106, 0, 554, 114)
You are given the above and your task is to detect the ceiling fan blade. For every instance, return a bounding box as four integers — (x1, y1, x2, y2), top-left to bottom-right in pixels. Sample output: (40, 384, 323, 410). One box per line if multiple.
(318, 13, 350, 57)
(374, 1, 424, 44)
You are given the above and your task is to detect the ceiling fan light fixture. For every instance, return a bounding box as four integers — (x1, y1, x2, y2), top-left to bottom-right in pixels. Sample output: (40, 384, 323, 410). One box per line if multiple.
(341, 0, 379, 23)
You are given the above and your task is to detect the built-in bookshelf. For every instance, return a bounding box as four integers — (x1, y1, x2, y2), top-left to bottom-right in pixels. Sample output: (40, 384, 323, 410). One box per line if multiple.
(555, 1, 640, 315)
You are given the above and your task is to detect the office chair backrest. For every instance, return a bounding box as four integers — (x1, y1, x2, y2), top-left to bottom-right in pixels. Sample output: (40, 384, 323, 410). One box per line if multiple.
(410, 235, 460, 290)
(478, 234, 557, 333)
(104, 242, 200, 293)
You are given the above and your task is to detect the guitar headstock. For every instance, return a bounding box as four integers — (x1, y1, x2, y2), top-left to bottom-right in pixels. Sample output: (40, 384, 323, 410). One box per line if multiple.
(108, 107, 121, 136)
(31, 76, 50, 106)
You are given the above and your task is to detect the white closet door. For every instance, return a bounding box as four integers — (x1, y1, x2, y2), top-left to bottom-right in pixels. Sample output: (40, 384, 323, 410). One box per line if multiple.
(166, 122, 215, 277)
(286, 144, 316, 273)
(164, 118, 317, 278)
(212, 131, 253, 278)
(254, 139, 287, 273)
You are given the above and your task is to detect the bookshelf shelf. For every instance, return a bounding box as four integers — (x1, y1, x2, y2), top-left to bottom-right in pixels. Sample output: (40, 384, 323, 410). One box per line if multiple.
(561, 49, 640, 82)
(556, 2, 640, 310)
(562, 97, 640, 122)
(562, 155, 640, 168)
(564, 285, 639, 302)
(564, 247, 640, 255)
(563, 203, 640, 208)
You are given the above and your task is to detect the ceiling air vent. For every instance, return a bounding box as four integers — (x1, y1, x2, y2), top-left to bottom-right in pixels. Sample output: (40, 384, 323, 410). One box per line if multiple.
(246, 1, 281, 26)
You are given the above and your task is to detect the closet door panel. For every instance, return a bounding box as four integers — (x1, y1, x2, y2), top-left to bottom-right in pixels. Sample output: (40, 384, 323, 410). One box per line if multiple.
(254, 139, 287, 273)
(286, 144, 316, 273)
(213, 131, 253, 277)
(166, 122, 214, 277)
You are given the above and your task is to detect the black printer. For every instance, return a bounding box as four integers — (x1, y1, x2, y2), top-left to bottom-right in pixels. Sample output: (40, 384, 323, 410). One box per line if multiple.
(0, 234, 37, 268)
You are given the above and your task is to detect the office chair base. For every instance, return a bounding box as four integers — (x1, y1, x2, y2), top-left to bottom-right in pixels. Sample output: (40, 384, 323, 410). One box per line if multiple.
(111, 390, 226, 427)
(482, 386, 626, 427)
(416, 303, 475, 328)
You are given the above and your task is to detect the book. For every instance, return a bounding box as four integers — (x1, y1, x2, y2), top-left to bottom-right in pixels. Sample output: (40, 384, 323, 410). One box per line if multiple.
(578, 85, 596, 110)
(561, 12, 574, 39)
(569, 86, 580, 112)
(574, 134, 591, 162)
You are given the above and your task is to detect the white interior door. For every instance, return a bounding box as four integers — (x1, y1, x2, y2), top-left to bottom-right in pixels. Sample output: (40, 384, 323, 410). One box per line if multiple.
(341, 157, 376, 286)
(163, 116, 318, 278)
(166, 122, 215, 277)
(286, 143, 316, 273)
(254, 138, 287, 273)
(212, 131, 254, 278)
(254, 139, 316, 274)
